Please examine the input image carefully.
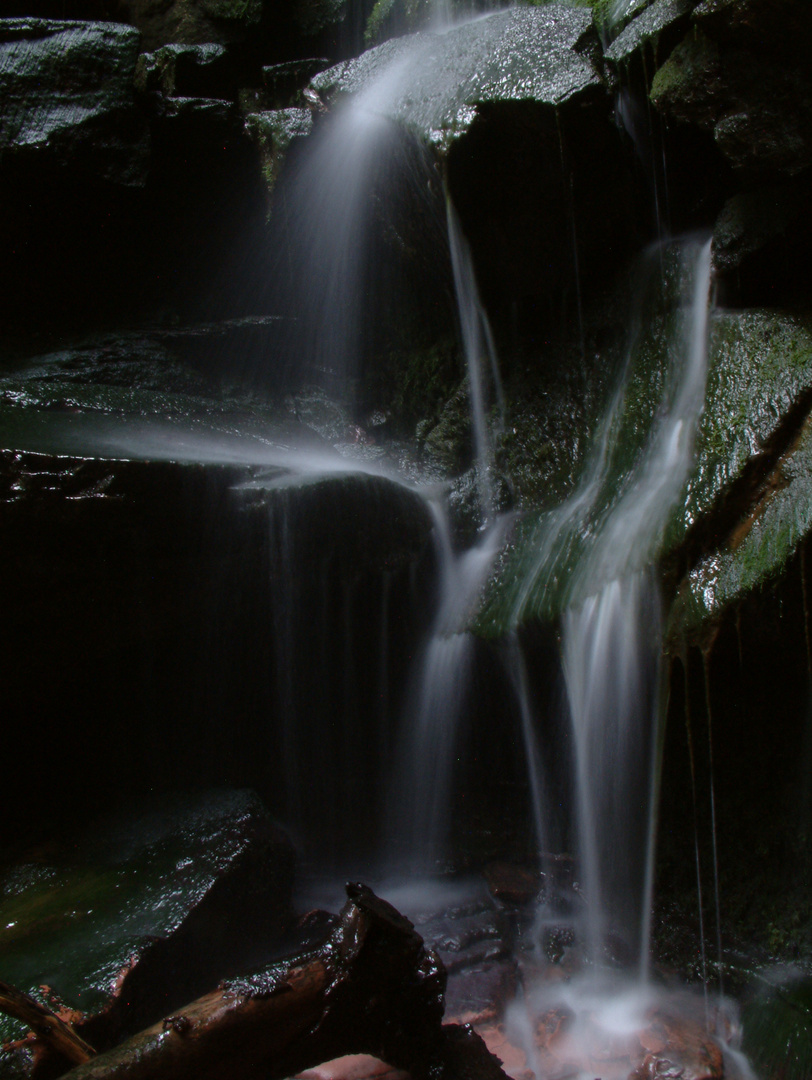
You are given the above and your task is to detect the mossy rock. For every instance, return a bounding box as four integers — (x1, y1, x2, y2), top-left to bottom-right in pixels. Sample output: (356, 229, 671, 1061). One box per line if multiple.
(650, 19, 812, 176)
(423, 380, 474, 473)
(741, 971, 812, 1080)
(668, 309, 812, 642)
(649, 28, 722, 128)
(244, 107, 313, 200)
(375, 336, 461, 437)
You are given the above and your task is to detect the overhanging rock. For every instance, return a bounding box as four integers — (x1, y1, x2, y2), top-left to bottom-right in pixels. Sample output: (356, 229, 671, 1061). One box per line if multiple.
(311, 6, 604, 147)
(303, 6, 638, 327)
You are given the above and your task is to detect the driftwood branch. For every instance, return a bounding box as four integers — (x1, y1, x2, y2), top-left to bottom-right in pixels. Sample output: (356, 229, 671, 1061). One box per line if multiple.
(0, 980, 96, 1066)
(37, 883, 509, 1080)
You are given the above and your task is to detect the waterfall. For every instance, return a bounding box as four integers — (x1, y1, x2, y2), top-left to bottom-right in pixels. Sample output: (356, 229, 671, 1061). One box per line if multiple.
(269, 42, 436, 395)
(561, 238, 712, 973)
(385, 496, 508, 872)
(263, 0, 719, 1005)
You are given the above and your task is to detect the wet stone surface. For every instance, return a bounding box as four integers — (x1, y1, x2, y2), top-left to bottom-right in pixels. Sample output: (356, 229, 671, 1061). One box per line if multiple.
(0, 19, 148, 185)
(0, 790, 295, 1075)
(311, 7, 603, 147)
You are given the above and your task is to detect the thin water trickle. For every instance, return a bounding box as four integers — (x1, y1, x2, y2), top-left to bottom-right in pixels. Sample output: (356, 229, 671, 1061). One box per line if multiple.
(685, 656, 712, 1024)
(384, 496, 509, 871)
(446, 198, 506, 524)
(504, 633, 548, 862)
(703, 649, 726, 1005)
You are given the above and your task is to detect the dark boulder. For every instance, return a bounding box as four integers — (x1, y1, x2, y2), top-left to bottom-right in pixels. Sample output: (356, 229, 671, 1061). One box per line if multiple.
(711, 175, 812, 305)
(650, 9, 812, 178)
(114, 0, 357, 61)
(114, 0, 262, 50)
(0, 18, 148, 186)
(0, 15, 271, 344)
(0, 337, 435, 864)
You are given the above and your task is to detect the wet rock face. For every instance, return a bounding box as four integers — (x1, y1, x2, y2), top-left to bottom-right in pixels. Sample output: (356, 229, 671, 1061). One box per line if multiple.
(0, 19, 148, 185)
(667, 309, 812, 639)
(650, 4, 812, 178)
(603, 0, 694, 66)
(0, 22, 270, 342)
(313, 7, 604, 142)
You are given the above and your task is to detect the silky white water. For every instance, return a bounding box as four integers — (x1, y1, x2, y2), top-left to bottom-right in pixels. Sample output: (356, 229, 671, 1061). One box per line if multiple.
(562, 238, 712, 973)
(385, 493, 510, 872)
(495, 238, 750, 1080)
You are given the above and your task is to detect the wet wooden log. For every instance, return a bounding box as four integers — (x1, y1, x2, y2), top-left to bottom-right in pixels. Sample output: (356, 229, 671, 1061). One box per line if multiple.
(53, 883, 509, 1080)
(0, 981, 96, 1066)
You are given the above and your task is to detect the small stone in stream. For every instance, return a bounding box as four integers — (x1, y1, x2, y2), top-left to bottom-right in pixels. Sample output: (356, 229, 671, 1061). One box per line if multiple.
(483, 862, 542, 905)
(295, 1055, 409, 1080)
(445, 960, 517, 1027)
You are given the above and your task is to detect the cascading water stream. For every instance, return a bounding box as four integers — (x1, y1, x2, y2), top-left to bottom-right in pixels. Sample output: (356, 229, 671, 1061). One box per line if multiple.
(561, 238, 712, 976)
(385, 495, 509, 871)
(258, 17, 512, 878)
(500, 237, 717, 1080)
(270, 43, 436, 396)
(249, 8, 759, 1070)
(383, 190, 510, 874)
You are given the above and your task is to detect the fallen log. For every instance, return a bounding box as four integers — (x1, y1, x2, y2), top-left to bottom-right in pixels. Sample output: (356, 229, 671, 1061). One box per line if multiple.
(50, 883, 509, 1080)
(0, 981, 96, 1067)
